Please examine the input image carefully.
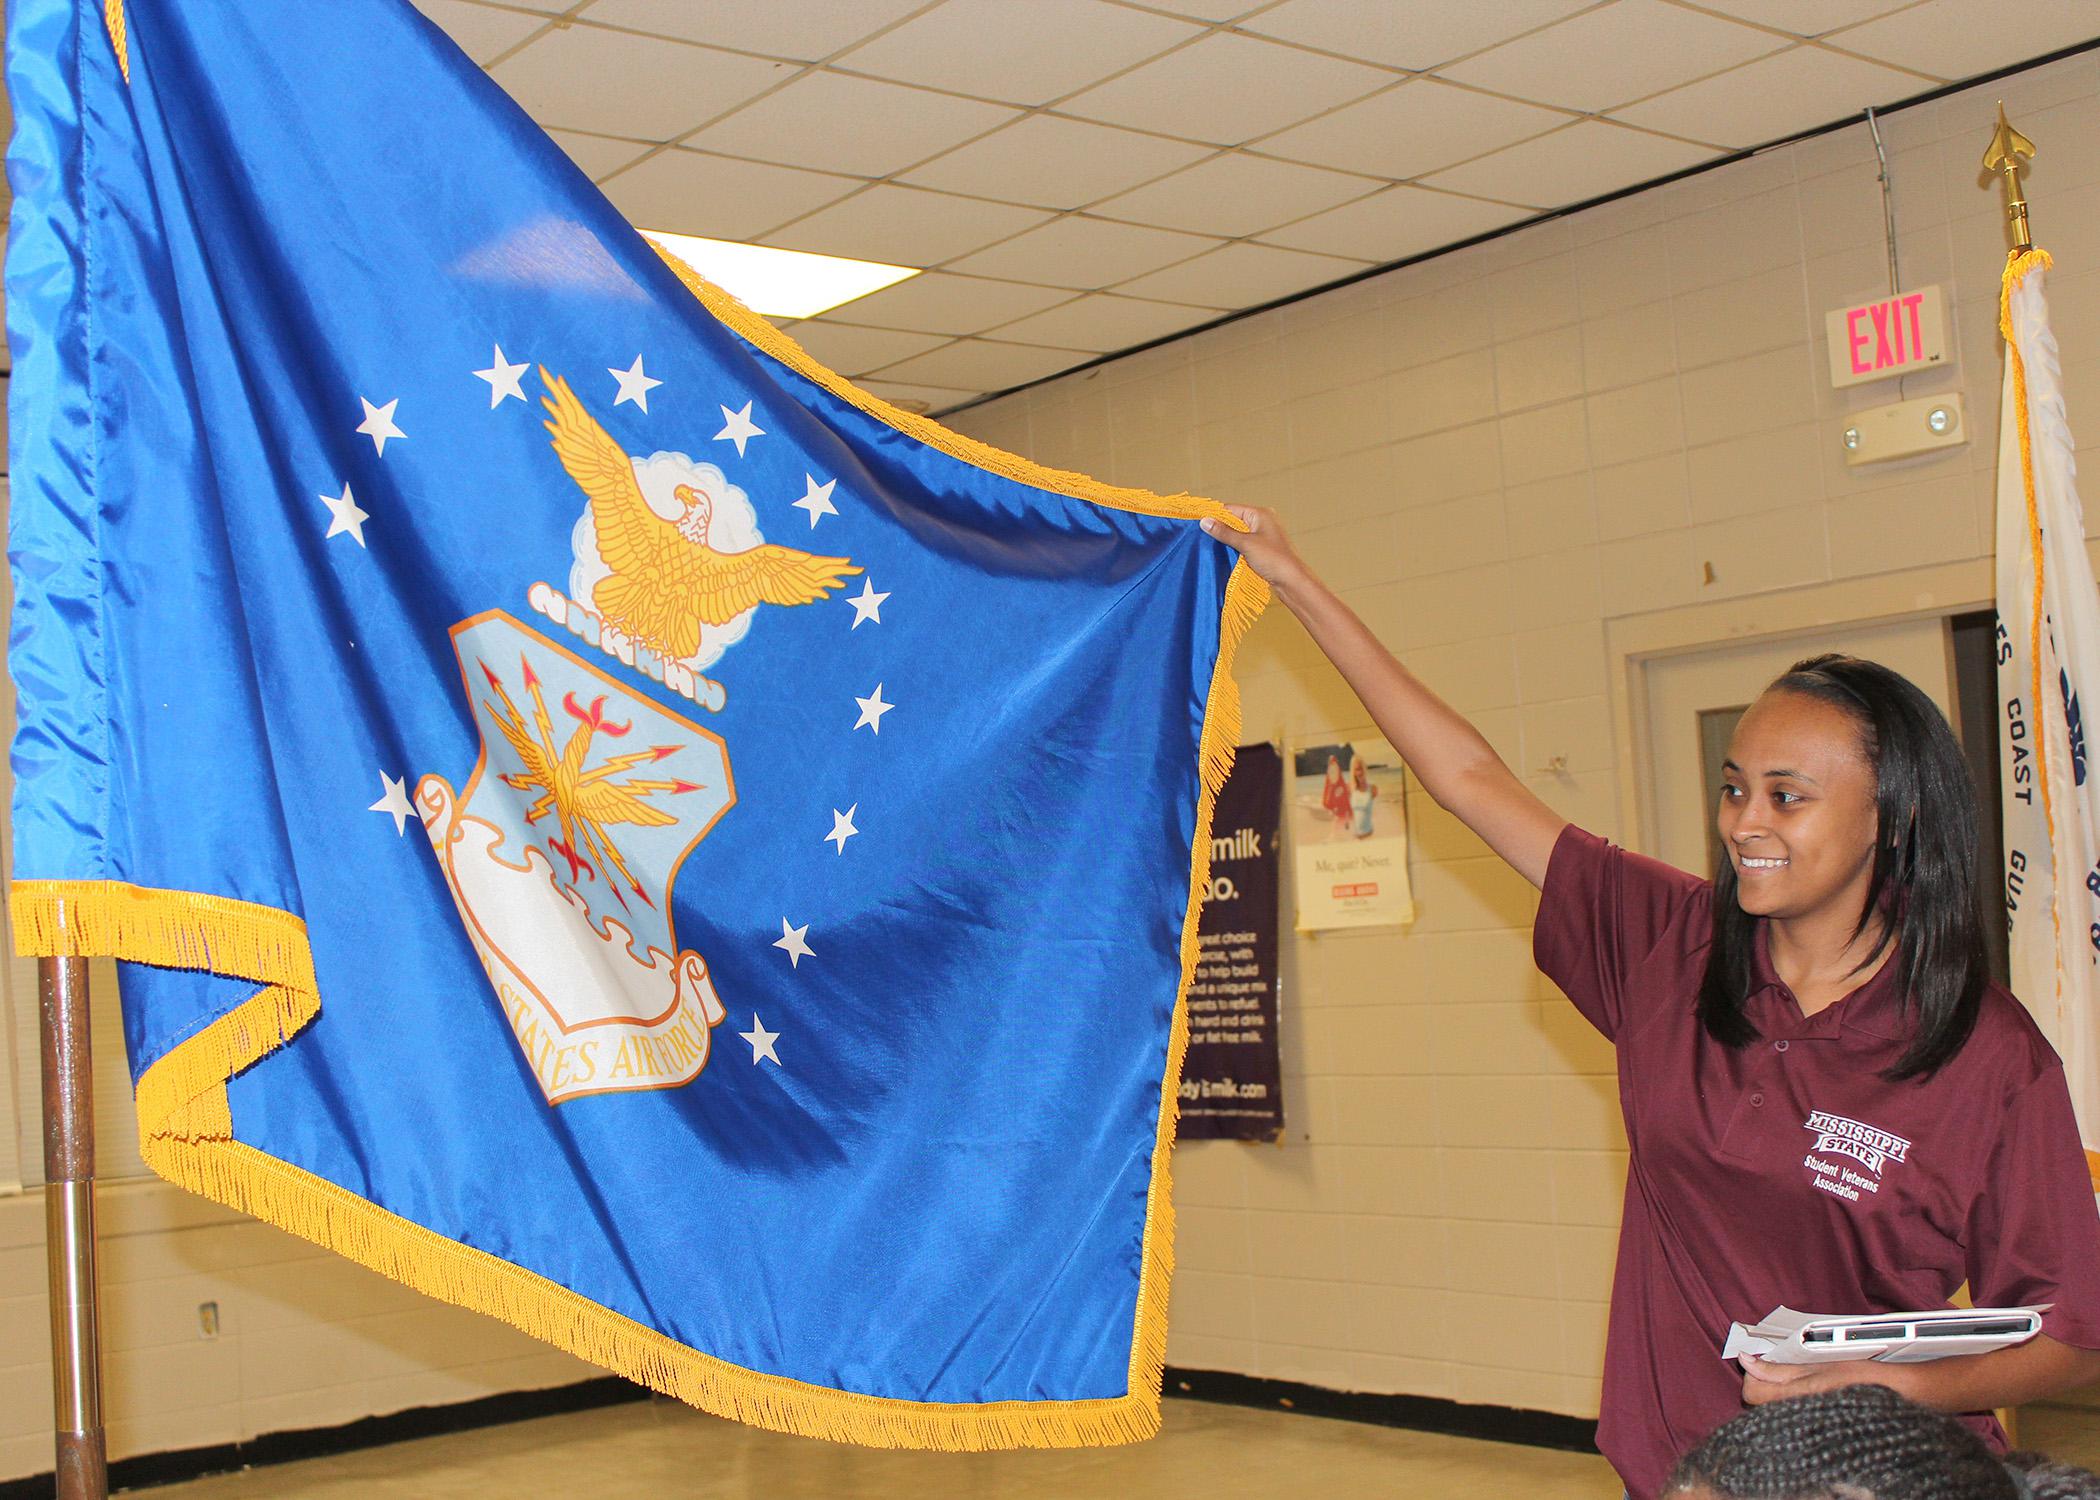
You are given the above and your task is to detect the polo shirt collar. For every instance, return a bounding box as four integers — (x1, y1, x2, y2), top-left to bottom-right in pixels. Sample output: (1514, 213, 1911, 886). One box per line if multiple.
(1748, 921, 1910, 1042)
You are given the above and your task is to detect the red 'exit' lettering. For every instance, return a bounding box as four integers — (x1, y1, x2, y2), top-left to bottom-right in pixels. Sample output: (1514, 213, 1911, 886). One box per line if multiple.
(1848, 291, 1927, 374)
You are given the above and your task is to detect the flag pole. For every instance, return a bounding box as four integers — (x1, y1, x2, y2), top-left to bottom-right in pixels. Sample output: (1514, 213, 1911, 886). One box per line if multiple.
(40, 945, 108, 1500)
(1985, 102, 2037, 255)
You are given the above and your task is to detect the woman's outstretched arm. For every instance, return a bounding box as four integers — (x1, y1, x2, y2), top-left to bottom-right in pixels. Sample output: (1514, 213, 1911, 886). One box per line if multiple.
(1204, 505, 1566, 888)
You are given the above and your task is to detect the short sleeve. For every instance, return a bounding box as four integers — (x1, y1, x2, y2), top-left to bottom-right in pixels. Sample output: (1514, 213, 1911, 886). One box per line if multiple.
(1965, 1065, 2100, 1351)
(1532, 824, 1708, 1042)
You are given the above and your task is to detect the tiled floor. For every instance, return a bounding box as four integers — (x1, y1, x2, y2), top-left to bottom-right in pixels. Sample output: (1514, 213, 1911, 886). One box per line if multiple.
(120, 1397, 2100, 1499)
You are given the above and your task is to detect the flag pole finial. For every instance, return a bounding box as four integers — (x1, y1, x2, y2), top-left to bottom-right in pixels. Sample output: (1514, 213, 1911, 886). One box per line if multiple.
(1984, 102, 2038, 255)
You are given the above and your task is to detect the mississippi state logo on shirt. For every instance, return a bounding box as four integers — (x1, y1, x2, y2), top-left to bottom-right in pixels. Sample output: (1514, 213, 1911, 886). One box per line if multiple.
(1801, 1110, 1913, 1203)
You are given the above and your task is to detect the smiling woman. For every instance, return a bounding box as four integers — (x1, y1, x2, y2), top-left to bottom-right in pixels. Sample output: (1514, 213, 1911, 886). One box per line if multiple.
(1200, 504, 2100, 1500)
(1704, 659, 1991, 1081)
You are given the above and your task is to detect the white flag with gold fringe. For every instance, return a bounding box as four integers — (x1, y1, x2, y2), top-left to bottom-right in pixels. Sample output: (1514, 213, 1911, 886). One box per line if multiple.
(1996, 245, 2100, 1190)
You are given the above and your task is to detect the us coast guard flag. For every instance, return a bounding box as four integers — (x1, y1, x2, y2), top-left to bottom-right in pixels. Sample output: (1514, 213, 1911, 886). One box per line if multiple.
(6, 0, 1265, 1447)
(1996, 247, 2100, 1190)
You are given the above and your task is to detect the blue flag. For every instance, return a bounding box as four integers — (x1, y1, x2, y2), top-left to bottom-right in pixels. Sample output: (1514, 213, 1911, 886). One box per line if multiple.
(7, 0, 1264, 1447)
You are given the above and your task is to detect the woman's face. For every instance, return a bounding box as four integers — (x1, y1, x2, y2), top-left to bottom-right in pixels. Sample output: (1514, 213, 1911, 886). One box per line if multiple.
(1351, 759, 1367, 789)
(1716, 690, 1882, 924)
(1326, 755, 1342, 780)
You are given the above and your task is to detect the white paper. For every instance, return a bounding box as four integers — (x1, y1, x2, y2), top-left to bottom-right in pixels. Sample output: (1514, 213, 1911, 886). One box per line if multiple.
(1723, 1304, 2047, 1365)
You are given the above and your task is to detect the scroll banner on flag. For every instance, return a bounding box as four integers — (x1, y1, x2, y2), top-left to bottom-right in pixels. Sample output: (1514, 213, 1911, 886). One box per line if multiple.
(1995, 247, 2100, 1191)
(4, 0, 1267, 1449)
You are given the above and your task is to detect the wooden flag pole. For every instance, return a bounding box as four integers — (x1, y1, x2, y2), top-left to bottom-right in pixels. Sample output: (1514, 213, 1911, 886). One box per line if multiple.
(39, 949, 108, 1500)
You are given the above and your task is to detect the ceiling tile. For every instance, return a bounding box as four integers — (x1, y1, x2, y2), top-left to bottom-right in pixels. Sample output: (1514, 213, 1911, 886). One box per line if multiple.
(762, 186, 1054, 267)
(1115, 241, 1369, 308)
(835, 0, 1202, 106)
(875, 340, 1091, 392)
(1614, 45, 1930, 149)
(985, 294, 1218, 351)
(1826, 0, 2100, 80)
(900, 116, 1214, 210)
(545, 129, 655, 183)
(1091, 153, 1380, 239)
(1689, 1, 1920, 37)
(411, 0, 546, 64)
(783, 322, 952, 377)
(1258, 185, 1532, 261)
(1257, 76, 1571, 179)
(1135, 0, 1266, 17)
(947, 217, 1222, 288)
(1439, 0, 1789, 112)
(578, 0, 929, 60)
(1239, 0, 1596, 71)
(1058, 32, 1397, 146)
(489, 27, 793, 141)
(1421, 121, 1721, 209)
(600, 150, 863, 240)
(820, 273, 1077, 336)
(686, 71, 1021, 178)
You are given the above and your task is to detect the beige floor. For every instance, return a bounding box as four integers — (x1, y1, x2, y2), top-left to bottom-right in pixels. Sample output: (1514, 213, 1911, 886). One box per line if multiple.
(125, 1397, 2100, 1499)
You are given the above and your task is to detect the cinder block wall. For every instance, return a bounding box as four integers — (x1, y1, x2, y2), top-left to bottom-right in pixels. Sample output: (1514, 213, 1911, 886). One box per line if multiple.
(6, 46, 2100, 1483)
(947, 49, 2100, 1419)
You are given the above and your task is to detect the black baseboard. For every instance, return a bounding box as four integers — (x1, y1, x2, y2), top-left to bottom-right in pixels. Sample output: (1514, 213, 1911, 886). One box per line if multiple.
(1164, 1366, 1602, 1455)
(0, 1375, 649, 1499)
(0, 1364, 1595, 1496)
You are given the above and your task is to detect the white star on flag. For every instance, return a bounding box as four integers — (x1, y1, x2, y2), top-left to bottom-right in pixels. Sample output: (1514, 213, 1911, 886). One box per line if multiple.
(357, 397, 405, 456)
(474, 344, 528, 407)
(369, 772, 414, 836)
(773, 919, 814, 968)
(854, 685, 894, 734)
(715, 400, 764, 457)
(319, 482, 370, 547)
(741, 1015, 781, 1066)
(792, 475, 838, 529)
(848, 579, 889, 629)
(826, 803, 860, 854)
(609, 356, 661, 412)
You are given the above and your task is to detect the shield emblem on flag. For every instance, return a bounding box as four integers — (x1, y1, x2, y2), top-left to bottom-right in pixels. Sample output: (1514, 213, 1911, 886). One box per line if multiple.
(417, 611, 735, 1103)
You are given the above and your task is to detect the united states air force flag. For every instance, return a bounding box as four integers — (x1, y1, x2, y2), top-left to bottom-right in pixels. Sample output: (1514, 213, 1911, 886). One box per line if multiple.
(1996, 246, 2100, 1192)
(6, 0, 1265, 1446)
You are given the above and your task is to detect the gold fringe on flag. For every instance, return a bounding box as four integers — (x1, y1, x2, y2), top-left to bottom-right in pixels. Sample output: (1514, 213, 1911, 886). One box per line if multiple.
(103, 0, 130, 82)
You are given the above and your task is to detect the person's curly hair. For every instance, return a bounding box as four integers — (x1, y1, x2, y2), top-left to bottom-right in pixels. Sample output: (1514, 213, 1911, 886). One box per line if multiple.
(1663, 1384, 2017, 1499)
(2007, 1452, 2100, 1500)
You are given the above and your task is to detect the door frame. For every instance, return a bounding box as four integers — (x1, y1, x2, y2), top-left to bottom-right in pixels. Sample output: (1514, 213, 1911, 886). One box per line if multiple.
(1607, 556, 1995, 858)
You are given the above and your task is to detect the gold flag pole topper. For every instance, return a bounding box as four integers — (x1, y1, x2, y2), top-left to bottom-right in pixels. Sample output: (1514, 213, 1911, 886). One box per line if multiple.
(1985, 102, 2037, 256)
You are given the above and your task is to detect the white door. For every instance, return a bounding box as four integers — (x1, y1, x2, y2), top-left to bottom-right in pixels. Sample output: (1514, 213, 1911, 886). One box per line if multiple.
(1642, 618, 1956, 878)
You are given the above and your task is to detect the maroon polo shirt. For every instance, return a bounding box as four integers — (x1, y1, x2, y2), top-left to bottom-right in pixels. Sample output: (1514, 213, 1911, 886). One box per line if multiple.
(1535, 825, 2100, 1500)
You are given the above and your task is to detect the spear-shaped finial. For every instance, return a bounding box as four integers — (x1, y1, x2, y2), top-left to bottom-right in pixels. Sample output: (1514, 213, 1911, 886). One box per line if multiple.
(1984, 102, 2037, 254)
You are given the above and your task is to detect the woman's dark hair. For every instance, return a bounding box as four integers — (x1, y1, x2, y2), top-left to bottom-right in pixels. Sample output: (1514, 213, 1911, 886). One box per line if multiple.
(1664, 1384, 2017, 1498)
(1697, 653, 1989, 1080)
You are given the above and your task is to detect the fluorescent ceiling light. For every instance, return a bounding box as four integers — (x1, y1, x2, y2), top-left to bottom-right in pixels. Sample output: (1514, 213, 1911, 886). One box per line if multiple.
(641, 230, 918, 319)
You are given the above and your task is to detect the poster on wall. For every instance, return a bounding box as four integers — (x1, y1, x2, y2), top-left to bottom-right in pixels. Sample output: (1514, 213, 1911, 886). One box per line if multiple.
(1290, 736, 1415, 932)
(1182, 742, 1283, 1141)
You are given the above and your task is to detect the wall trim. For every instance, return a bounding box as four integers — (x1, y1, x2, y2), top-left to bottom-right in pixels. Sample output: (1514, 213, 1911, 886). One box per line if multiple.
(1165, 1367, 1600, 1453)
(0, 1377, 648, 1499)
(0, 1366, 1598, 1493)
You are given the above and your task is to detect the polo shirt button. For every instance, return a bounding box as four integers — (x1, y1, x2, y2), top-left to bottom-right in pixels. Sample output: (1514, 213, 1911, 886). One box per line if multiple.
(1750, 1093, 1765, 1107)
(1775, 1040, 1790, 1052)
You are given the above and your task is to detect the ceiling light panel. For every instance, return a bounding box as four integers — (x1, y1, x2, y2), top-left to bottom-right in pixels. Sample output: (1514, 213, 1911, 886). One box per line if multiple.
(642, 232, 920, 319)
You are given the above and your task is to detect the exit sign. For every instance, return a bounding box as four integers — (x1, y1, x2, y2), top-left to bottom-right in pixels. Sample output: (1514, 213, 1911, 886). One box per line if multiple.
(1825, 285, 1948, 388)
